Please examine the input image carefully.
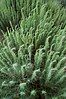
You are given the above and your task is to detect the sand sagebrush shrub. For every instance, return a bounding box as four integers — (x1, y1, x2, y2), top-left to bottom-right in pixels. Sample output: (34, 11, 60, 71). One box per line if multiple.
(0, 0, 21, 32)
(0, 0, 66, 99)
(0, 0, 30, 32)
(0, 27, 66, 98)
(0, 0, 66, 33)
(0, 0, 45, 33)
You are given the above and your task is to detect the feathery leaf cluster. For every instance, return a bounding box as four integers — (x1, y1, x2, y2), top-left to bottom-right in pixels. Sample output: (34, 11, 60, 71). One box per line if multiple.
(0, 0, 66, 99)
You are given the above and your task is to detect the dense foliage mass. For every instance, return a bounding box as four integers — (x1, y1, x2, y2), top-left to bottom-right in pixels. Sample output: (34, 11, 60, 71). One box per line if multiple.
(0, 0, 66, 99)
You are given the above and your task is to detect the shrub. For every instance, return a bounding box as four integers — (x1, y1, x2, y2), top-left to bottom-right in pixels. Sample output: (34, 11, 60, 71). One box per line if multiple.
(0, 0, 45, 33)
(0, 0, 20, 33)
(0, 0, 66, 99)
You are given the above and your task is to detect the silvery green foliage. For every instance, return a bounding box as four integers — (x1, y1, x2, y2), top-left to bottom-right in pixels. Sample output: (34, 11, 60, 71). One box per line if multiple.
(59, 0, 66, 7)
(0, 0, 66, 33)
(0, 0, 46, 33)
(0, 0, 21, 32)
(0, 0, 66, 99)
